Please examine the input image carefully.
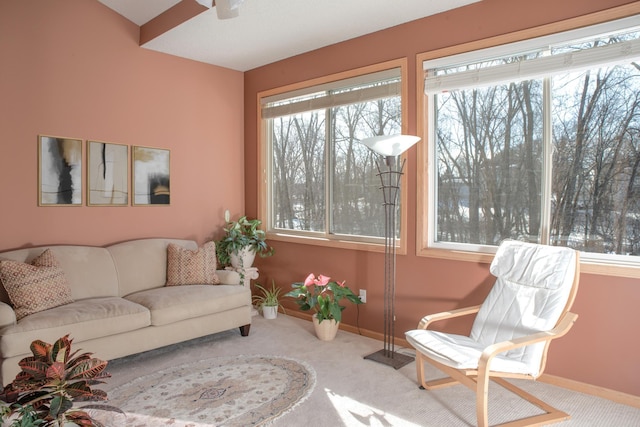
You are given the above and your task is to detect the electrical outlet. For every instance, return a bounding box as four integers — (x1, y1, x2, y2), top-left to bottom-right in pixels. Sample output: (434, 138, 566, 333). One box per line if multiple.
(359, 289, 366, 303)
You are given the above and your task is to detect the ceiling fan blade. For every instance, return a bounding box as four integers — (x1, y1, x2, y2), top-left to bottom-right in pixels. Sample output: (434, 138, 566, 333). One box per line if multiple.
(195, 0, 214, 8)
(216, 0, 244, 20)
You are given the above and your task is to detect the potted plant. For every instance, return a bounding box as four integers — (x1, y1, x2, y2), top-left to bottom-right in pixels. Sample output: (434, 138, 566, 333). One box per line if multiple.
(286, 273, 362, 340)
(216, 215, 274, 269)
(252, 280, 285, 319)
(0, 335, 121, 426)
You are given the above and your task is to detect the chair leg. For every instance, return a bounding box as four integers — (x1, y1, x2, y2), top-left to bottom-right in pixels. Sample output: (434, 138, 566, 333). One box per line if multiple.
(416, 352, 460, 390)
(491, 378, 571, 427)
(476, 365, 491, 427)
(416, 352, 428, 388)
(417, 353, 570, 426)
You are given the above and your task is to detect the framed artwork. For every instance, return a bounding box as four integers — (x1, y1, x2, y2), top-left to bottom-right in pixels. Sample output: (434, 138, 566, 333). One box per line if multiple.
(132, 146, 170, 206)
(38, 135, 83, 206)
(87, 141, 129, 206)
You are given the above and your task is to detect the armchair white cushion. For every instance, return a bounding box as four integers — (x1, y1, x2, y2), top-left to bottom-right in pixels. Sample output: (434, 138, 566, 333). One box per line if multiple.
(405, 240, 580, 427)
(407, 241, 576, 377)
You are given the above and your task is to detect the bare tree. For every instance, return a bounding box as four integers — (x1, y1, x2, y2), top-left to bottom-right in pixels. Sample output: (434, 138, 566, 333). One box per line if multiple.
(436, 79, 542, 245)
(270, 92, 401, 238)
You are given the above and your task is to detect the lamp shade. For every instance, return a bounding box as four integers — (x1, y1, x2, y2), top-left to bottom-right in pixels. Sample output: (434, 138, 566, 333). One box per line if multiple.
(360, 134, 421, 157)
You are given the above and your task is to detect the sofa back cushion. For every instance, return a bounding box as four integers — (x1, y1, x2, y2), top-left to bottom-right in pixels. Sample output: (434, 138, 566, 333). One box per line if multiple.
(107, 238, 198, 297)
(0, 245, 119, 304)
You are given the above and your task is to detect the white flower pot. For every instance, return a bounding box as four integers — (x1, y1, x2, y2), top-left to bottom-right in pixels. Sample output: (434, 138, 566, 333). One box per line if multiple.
(312, 314, 339, 341)
(230, 247, 256, 269)
(262, 305, 278, 319)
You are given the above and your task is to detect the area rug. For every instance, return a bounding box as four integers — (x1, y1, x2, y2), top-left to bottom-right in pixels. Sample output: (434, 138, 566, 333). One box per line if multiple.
(100, 355, 316, 427)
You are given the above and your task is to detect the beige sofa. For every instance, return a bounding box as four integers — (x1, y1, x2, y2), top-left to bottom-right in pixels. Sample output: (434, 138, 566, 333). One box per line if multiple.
(0, 238, 251, 385)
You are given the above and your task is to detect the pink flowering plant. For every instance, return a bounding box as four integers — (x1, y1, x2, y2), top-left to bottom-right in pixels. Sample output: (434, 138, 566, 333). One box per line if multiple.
(286, 273, 362, 323)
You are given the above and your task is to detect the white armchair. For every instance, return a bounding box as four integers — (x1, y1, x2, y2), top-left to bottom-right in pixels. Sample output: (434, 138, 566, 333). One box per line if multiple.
(405, 240, 580, 427)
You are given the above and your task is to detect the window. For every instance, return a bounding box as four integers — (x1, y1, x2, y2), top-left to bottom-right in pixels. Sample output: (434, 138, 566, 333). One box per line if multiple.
(421, 16, 640, 270)
(259, 61, 408, 249)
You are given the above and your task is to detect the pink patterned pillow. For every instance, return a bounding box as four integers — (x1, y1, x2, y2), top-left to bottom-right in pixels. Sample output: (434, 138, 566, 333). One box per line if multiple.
(0, 249, 74, 320)
(166, 242, 220, 286)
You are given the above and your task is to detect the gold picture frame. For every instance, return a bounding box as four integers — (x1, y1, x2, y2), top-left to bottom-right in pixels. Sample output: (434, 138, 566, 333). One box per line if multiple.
(132, 146, 170, 206)
(38, 135, 83, 206)
(87, 140, 129, 206)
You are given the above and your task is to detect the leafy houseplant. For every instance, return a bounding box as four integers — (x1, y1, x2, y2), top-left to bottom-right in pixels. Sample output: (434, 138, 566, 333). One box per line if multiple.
(286, 273, 362, 323)
(216, 216, 274, 268)
(0, 335, 117, 427)
(252, 280, 285, 319)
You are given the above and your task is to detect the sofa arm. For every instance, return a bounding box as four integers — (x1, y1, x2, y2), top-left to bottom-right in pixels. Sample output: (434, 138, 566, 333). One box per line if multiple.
(0, 301, 17, 327)
(216, 269, 241, 285)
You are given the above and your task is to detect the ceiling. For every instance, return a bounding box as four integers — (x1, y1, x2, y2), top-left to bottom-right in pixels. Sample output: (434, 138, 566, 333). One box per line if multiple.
(98, 0, 480, 71)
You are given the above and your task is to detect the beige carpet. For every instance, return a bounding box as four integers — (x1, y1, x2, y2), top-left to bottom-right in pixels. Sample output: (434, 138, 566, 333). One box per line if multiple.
(102, 315, 640, 426)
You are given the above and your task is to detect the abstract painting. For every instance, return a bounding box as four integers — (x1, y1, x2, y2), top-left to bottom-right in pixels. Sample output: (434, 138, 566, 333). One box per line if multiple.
(87, 141, 128, 206)
(132, 146, 170, 205)
(38, 135, 83, 206)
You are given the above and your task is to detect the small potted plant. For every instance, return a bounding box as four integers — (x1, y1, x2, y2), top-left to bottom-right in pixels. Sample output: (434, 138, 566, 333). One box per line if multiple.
(252, 280, 285, 319)
(216, 215, 275, 269)
(286, 273, 362, 340)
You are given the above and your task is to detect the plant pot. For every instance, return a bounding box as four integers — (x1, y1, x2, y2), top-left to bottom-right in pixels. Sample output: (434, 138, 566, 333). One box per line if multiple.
(230, 247, 256, 269)
(312, 314, 339, 341)
(262, 305, 278, 319)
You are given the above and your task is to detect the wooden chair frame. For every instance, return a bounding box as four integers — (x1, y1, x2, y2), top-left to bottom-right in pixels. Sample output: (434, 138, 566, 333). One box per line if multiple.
(414, 253, 580, 427)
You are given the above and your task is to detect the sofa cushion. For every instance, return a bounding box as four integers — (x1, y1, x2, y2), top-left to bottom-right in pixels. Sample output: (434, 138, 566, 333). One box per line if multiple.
(107, 238, 198, 296)
(0, 249, 73, 320)
(166, 242, 220, 286)
(0, 297, 150, 358)
(125, 285, 250, 326)
(0, 246, 119, 303)
(0, 302, 16, 328)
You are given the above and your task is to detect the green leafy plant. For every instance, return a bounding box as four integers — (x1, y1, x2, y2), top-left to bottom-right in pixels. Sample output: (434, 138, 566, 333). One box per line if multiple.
(216, 216, 274, 267)
(0, 335, 118, 427)
(252, 280, 285, 313)
(0, 402, 45, 426)
(286, 273, 362, 323)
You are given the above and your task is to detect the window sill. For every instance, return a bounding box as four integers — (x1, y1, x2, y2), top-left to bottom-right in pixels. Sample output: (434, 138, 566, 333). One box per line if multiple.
(267, 231, 407, 255)
(416, 247, 640, 279)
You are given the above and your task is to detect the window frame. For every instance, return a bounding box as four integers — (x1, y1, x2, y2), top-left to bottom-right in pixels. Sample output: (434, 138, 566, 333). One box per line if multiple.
(258, 58, 411, 254)
(416, 4, 640, 278)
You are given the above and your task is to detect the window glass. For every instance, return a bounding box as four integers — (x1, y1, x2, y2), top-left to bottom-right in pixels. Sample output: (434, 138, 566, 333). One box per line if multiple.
(426, 19, 640, 262)
(331, 98, 401, 237)
(435, 79, 544, 245)
(271, 110, 326, 232)
(263, 67, 403, 241)
(551, 63, 640, 255)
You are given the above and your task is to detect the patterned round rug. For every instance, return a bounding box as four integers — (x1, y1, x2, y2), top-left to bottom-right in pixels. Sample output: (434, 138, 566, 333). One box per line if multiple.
(100, 355, 316, 427)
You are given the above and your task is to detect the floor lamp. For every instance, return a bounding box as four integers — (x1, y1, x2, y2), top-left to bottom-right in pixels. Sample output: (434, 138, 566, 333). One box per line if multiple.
(361, 134, 421, 369)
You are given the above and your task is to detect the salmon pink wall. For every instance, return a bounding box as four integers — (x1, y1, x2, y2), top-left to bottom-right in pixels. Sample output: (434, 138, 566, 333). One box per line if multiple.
(0, 0, 245, 250)
(245, 0, 640, 396)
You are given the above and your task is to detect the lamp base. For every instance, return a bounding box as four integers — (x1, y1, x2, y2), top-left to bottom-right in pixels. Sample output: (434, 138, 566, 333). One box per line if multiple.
(364, 349, 414, 369)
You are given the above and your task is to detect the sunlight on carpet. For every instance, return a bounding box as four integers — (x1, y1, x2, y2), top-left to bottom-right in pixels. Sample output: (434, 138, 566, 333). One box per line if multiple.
(325, 387, 423, 427)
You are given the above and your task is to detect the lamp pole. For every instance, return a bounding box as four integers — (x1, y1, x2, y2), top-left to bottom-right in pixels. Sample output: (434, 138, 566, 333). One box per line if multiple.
(360, 135, 420, 369)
